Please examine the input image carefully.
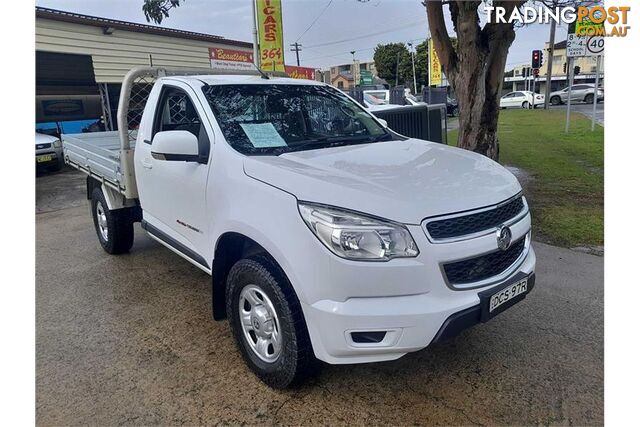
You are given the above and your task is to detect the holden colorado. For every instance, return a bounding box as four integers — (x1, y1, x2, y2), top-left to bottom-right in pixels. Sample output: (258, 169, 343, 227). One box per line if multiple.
(62, 67, 536, 388)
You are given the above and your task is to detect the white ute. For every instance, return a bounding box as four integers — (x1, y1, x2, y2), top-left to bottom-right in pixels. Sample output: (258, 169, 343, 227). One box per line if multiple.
(62, 67, 536, 388)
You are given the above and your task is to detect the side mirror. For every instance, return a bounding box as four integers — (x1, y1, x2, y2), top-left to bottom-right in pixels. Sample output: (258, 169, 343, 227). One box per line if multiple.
(151, 130, 200, 162)
(378, 118, 388, 128)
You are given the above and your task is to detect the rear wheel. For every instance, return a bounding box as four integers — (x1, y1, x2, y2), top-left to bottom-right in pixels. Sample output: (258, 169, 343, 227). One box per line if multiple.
(550, 96, 561, 106)
(90, 187, 134, 254)
(226, 255, 317, 388)
(522, 101, 530, 109)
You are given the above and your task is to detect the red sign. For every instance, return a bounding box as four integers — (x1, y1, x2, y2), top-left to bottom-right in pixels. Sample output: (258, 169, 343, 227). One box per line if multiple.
(209, 48, 254, 71)
(285, 65, 316, 80)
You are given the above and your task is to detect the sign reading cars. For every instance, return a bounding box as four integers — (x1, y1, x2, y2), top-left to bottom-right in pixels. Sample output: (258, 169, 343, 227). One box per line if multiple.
(428, 38, 442, 86)
(209, 48, 254, 71)
(256, 0, 286, 72)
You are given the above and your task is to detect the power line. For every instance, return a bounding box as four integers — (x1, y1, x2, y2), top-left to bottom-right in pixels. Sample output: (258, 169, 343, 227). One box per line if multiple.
(305, 19, 426, 49)
(295, 0, 333, 43)
(303, 37, 427, 64)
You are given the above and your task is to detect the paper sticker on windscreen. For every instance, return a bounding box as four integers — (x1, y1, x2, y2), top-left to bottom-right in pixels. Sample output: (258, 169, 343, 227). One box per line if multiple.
(240, 123, 287, 148)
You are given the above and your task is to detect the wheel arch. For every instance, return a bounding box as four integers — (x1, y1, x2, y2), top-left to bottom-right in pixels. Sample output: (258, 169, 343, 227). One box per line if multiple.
(211, 232, 290, 321)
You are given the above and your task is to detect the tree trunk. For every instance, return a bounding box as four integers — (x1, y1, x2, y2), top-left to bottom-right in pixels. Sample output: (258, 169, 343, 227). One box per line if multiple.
(425, 1, 520, 161)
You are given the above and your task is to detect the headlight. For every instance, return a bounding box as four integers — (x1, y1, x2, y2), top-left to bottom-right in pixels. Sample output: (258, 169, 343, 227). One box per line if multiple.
(53, 140, 62, 148)
(298, 202, 419, 261)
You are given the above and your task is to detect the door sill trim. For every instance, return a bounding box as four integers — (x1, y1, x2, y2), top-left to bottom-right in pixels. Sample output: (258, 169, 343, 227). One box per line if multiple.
(141, 220, 210, 271)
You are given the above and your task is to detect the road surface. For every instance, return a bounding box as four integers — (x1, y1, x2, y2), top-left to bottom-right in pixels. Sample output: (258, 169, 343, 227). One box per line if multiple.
(36, 169, 603, 425)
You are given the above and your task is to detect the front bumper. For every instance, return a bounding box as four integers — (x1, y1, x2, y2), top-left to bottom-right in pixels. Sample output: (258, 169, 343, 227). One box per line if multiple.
(300, 244, 536, 364)
(35, 151, 62, 167)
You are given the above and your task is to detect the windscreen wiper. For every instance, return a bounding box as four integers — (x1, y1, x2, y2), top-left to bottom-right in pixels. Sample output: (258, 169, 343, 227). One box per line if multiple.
(284, 133, 392, 154)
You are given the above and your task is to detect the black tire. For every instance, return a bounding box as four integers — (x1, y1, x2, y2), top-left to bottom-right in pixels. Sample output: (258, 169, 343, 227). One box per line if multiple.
(584, 93, 594, 104)
(522, 101, 530, 109)
(550, 96, 561, 106)
(90, 187, 134, 254)
(226, 255, 317, 388)
(48, 161, 62, 172)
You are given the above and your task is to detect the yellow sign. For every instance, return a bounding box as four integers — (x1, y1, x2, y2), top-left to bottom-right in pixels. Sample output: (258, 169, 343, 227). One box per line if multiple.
(428, 38, 442, 86)
(256, 0, 285, 72)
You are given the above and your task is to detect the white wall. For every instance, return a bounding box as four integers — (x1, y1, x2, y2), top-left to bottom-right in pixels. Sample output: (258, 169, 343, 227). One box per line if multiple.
(36, 18, 253, 83)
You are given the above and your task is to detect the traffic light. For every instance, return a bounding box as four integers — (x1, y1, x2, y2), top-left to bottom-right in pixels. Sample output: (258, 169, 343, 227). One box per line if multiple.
(531, 50, 542, 68)
(574, 66, 581, 75)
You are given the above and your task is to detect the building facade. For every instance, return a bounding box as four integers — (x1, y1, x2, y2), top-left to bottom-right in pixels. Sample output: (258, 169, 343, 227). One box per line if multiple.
(504, 40, 604, 95)
(327, 61, 379, 89)
(35, 7, 253, 130)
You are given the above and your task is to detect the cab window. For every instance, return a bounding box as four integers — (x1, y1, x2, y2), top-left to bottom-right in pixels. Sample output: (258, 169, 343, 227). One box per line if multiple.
(152, 86, 210, 162)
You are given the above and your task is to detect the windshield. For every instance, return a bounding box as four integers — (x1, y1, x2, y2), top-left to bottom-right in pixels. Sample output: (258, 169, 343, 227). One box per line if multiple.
(365, 91, 388, 101)
(203, 84, 390, 155)
(364, 93, 385, 105)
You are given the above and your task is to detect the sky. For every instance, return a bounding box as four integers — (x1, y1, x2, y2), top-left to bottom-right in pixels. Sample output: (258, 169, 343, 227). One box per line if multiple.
(35, 0, 568, 71)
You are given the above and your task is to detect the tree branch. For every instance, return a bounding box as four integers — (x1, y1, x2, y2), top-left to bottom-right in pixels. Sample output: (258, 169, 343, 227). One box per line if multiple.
(424, 1, 457, 74)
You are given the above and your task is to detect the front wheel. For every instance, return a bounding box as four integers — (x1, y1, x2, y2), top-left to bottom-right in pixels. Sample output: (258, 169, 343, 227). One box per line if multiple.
(91, 187, 134, 254)
(550, 96, 561, 105)
(226, 255, 317, 388)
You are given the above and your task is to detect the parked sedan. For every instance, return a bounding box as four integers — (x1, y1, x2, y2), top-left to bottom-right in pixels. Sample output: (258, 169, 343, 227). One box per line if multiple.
(549, 84, 604, 105)
(500, 91, 544, 109)
(36, 132, 64, 171)
(446, 97, 459, 116)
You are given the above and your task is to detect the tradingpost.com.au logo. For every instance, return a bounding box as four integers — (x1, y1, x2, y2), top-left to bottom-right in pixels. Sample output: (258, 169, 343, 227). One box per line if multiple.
(484, 5, 631, 37)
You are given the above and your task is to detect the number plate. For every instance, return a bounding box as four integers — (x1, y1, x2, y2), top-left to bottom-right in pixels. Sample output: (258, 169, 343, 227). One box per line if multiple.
(489, 279, 528, 312)
(478, 273, 534, 322)
(37, 154, 53, 163)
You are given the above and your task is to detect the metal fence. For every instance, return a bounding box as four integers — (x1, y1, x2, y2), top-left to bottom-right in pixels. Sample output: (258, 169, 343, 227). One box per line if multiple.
(421, 86, 448, 105)
(371, 104, 447, 144)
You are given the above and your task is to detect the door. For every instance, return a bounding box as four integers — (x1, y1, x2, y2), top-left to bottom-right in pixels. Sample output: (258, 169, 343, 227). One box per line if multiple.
(135, 83, 212, 265)
(512, 92, 527, 108)
(501, 92, 515, 108)
(571, 85, 590, 102)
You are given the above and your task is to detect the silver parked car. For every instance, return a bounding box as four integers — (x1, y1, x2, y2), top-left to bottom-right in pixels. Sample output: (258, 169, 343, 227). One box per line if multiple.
(549, 84, 604, 105)
(36, 132, 64, 171)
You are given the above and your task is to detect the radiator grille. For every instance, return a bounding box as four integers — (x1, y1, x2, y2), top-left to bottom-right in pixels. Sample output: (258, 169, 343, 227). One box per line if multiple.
(443, 237, 526, 285)
(426, 196, 524, 240)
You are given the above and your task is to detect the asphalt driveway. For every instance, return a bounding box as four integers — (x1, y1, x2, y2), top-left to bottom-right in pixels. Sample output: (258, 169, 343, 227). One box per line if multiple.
(36, 170, 603, 425)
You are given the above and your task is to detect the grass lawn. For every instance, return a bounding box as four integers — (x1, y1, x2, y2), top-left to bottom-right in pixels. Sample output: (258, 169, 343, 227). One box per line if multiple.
(448, 109, 603, 248)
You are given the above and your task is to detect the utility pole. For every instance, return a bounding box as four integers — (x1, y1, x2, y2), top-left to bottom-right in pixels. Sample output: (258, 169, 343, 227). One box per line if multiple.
(252, 0, 260, 68)
(350, 50, 356, 86)
(290, 42, 302, 66)
(591, 55, 601, 131)
(543, 20, 556, 109)
(395, 51, 400, 87)
(408, 42, 417, 94)
(565, 56, 575, 133)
